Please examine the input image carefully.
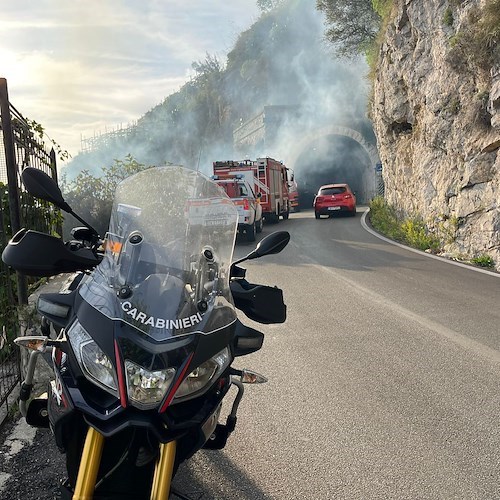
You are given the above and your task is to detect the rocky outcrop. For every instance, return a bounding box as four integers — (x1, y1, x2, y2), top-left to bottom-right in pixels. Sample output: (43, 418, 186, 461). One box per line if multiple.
(372, 0, 500, 270)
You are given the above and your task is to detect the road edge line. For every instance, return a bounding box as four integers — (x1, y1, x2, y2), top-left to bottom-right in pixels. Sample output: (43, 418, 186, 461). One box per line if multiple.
(360, 209, 500, 278)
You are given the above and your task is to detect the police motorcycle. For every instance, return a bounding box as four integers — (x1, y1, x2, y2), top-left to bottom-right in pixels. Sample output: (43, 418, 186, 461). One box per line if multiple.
(2, 165, 288, 499)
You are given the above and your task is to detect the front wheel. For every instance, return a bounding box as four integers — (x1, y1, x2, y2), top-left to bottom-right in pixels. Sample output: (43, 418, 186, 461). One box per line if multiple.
(315, 211, 320, 219)
(282, 209, 289, 220)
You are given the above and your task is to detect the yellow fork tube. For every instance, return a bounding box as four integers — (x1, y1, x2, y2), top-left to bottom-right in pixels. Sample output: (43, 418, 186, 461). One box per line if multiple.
(150, 440, 177, 500)
(72, 427, 105, 500)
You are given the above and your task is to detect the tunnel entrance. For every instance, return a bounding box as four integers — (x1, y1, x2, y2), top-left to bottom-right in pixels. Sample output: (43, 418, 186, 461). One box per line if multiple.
(293, 134, 373, 208)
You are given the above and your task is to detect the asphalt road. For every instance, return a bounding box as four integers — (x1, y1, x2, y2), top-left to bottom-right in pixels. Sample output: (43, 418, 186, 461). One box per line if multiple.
(1, 207, 499, 499)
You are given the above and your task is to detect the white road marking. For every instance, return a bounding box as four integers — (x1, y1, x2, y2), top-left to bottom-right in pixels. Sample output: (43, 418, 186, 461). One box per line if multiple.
(361, 209, 500, 278)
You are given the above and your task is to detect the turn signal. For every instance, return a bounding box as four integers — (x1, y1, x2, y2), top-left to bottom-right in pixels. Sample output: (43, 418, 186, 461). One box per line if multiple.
(240, 369, 267, 384)
(14, 336, 49, 351)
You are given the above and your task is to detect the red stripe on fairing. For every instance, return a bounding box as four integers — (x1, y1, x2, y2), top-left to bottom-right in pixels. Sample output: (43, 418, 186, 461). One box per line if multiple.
(114, 340, 127, 408)
(159, 353, 194, 413)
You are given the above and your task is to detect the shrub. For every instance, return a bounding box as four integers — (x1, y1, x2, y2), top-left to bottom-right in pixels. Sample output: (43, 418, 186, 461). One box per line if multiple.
(470, 254, 495, 268)
(369, 196, 404, 241)
(443, 8, 454, 27)
(447, 0, 500, 72)
(369, 197, 440, 251)
(400, 218, 440, 252)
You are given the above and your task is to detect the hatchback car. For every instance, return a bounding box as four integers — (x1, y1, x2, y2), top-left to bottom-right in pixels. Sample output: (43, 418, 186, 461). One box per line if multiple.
(313, 183, 356, 218)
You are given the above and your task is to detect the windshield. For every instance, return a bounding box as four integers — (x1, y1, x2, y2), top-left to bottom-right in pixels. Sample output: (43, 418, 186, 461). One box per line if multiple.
(320, 187, 346, 195)
(79, 166, 239, 341)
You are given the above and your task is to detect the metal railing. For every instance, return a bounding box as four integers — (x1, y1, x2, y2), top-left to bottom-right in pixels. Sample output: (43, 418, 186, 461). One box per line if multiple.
(0, 77, 59, 424)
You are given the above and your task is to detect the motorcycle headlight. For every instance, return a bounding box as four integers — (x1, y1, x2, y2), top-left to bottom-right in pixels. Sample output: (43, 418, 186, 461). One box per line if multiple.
(125, 360, 175, 409)
(67, 321, 118, 395)
(174, 347, 231, 402)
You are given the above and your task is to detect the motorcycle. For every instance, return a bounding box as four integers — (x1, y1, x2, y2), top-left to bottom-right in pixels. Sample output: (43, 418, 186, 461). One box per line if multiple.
(2, 165, 289, 499)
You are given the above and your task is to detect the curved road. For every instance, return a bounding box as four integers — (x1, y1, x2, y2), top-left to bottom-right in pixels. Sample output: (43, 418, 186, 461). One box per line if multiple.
(1, 208, 499, 499)
(174, 208, 500, 499)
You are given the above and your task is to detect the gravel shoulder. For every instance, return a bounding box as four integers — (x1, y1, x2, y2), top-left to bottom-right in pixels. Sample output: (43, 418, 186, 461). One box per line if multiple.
(0, 415, 65, 500)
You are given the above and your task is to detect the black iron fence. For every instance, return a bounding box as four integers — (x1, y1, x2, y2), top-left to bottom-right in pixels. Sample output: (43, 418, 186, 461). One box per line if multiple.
(0, 77, 60, 422)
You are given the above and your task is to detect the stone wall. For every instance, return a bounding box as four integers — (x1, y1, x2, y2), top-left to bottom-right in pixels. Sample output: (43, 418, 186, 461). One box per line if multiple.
(372, 0, 500, 270)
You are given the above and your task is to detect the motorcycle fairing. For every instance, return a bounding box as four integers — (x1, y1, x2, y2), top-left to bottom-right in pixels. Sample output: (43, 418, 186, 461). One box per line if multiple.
(53, 289, 236, 436)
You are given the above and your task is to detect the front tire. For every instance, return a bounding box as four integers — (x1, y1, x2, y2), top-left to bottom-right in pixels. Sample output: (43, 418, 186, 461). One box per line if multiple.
(315, 211, 320, 219)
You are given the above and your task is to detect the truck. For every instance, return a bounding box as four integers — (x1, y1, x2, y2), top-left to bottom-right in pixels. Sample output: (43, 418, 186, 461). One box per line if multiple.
(211, 174, 263, 242)
(213, 157, 291, 223)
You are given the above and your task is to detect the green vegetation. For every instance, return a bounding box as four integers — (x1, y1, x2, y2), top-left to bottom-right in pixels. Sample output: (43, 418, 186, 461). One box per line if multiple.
(371, 0, 393, 18)
(318, 0, 498, 78)
(1, 168, 61, 349)
(61, 155, 151, 237)
(26, 118, 71, 163)
(369, 196, 440, 252)
(368, 196, 404, 241)
(445, 96, 461, 115)
(316, 0, 385, 59)
(369, 197, 496, 268)
(447, 0, 500, 72)
(471, 254, 495, 268)
(443, 8, 454, 27)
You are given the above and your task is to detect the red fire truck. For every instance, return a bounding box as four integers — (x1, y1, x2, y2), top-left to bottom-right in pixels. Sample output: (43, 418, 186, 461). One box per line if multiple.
(213, 157, 291, 222)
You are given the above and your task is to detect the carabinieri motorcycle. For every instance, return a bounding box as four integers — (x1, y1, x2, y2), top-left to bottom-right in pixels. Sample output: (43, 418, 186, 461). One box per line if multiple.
(2, 165, 288, 499)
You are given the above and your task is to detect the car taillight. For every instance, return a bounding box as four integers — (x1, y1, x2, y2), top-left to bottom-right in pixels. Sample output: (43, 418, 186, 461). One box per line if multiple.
(243, 198, 250, 210)
(344, 194, 352, 199)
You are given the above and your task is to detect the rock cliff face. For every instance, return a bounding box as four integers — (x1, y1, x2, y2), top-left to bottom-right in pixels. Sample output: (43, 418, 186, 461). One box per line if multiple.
(372, 0, 500, 270)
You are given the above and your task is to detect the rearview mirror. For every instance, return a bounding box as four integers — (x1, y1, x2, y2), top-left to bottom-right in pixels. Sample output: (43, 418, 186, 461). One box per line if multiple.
(232, 231, 290, 266)
(21, 167, 71, 212)
(252, 231, 290, 258)
(21, 168, 100, 239)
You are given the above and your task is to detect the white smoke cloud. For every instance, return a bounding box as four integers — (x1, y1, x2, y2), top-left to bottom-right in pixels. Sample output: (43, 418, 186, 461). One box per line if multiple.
(0, 0, 260, 161)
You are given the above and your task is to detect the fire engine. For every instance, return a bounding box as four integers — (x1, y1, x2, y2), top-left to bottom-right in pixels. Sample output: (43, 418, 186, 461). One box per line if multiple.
(288, 168, 299, 212)
(213, 157, 291, 222)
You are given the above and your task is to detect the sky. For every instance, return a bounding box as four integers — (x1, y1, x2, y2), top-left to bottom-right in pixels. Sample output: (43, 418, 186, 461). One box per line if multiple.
(0, 0, 261, 163)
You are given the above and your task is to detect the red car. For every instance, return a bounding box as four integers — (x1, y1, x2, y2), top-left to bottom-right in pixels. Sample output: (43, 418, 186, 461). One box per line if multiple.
(313, 183, 357, 218)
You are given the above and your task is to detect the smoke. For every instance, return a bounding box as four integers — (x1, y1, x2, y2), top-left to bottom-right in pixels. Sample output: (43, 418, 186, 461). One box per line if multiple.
(63, 0, 376, 201)
(207, 0, 376, 199)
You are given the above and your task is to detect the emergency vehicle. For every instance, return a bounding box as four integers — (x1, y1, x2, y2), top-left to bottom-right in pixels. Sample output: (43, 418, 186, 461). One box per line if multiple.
(288, 169, 299, 212)
(213, 157, 291, 223)
(212, 174, 263, 242)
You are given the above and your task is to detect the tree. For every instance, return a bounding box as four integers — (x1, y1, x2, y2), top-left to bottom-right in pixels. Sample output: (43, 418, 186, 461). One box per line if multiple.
(61, 155, 150, 237)
(316, 0, 382, 57)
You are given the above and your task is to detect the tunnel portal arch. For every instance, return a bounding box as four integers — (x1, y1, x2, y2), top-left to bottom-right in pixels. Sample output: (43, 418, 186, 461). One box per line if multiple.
(286, 125, 379, 171)
(285, 125, 381, 203)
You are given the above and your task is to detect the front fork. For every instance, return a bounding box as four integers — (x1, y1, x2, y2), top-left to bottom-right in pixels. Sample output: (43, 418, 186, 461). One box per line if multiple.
(72, 427, 177, 500)
(72, 427, 104, 499)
